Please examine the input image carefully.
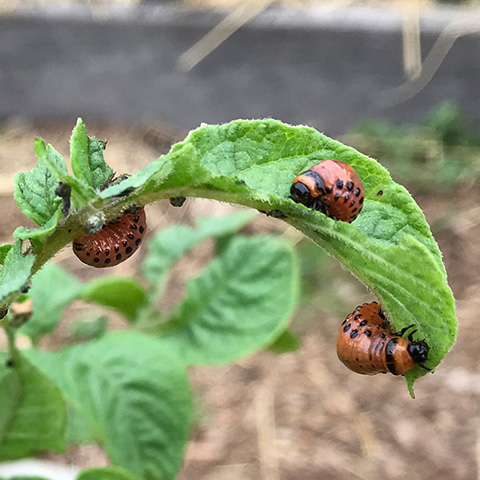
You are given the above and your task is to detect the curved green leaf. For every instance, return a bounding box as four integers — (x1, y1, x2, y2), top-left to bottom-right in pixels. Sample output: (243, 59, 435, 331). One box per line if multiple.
(134, 120, 456, 390)
(10, 119, 456, 392)
(158, 235, 299, 365)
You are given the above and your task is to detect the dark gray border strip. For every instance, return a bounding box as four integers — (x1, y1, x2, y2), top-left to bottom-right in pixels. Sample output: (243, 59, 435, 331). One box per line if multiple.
(11, 3, 480, 32)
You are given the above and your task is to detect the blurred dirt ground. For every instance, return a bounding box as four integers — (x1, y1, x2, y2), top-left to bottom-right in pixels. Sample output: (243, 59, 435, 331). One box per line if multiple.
(0, 120, 479, 480)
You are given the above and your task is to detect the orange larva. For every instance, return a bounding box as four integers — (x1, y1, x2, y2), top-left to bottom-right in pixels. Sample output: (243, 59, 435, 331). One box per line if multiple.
(73, 208, 146, 268)
(290, 160, 364, 222)
(337, 302, 430, 375)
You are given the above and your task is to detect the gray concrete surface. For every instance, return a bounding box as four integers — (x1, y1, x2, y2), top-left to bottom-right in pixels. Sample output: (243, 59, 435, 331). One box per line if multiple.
(0, 4, 479, 134)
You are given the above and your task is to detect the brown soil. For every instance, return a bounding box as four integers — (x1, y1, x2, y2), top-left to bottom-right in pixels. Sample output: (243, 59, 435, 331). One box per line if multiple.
(1, 120, 478, 480)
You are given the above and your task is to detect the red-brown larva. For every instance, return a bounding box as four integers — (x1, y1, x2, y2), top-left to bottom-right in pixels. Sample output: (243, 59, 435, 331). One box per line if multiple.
(73, 208, 146, 268)
(290, 159, 364, 222)
(336, 302, 430, 375)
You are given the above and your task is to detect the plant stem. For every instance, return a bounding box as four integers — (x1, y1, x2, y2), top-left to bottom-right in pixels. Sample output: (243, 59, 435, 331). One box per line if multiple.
(6, 326, 17, 359)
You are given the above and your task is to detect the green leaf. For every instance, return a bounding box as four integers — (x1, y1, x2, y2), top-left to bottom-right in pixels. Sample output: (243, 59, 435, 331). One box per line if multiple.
(27, 333, 192, 480)
(267, 329, 300, 354)
(65, 404, 95, 445)
(87, 137, 114, 189)
(35, 138, 99, 209)
(76, 467, 141, 480)
(0, 354, 20, 447)
(0, 241, 36, 308)
(20, 264, 82, 339)
(70, 118, 114, 189)
(99, 160, 171, 200)
(14, 144, 67, 226)
(159, 235, 299, 365)
(0, 351, 66, 460)
(128, 119, 455, 390)
(142, 211, 255, 286)
(70, 118, 91, 186)
(13, 208, 63, 243)
(0, 244, 12, 265)
(13, 351, 92, 447)
(78, 277, 148, 323)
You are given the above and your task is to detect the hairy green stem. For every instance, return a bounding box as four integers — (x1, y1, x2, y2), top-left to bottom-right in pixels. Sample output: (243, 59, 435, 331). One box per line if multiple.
(6, 326, 17, 359)
(32, 186, 275, 277)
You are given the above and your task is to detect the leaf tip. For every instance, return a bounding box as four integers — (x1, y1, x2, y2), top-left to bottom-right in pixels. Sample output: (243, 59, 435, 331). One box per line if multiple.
(34, 138, 47, 157)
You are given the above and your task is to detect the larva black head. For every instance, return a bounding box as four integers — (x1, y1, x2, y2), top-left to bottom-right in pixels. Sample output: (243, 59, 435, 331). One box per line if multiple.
(290, 182, 312, 206)
(408, 340, 429, 365)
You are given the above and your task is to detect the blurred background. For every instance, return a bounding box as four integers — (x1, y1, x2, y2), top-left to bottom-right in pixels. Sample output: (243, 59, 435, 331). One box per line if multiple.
(1, 0, 480, 479)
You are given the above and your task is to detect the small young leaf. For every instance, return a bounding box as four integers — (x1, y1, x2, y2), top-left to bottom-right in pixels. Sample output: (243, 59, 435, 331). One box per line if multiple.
(142, 211, 255, 286)
(61, 175, 99, 210)
(0, 244, 12, 265)
(0, 351, 66, 460)
(13, 208, 63, 244)
(76, 467, 141, 480)
(14, 144, 67, 226)
(35, 138, 99, 209)
(20, 263, 82, 340)
(87, 136, 114, 189)
(99, 159, 174, 200)
(27, 332, 192, 480)
(70, 118, 114, 189)
(267, 329, 300, 354)
(159, 235, 299, 365)
(70, 118, 91, 186)
(0, 241, 35, 308)
(78, 277, 147, 323)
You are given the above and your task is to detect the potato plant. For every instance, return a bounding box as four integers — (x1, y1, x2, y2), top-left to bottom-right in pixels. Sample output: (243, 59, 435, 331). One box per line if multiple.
(0, 119, 456, 480)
